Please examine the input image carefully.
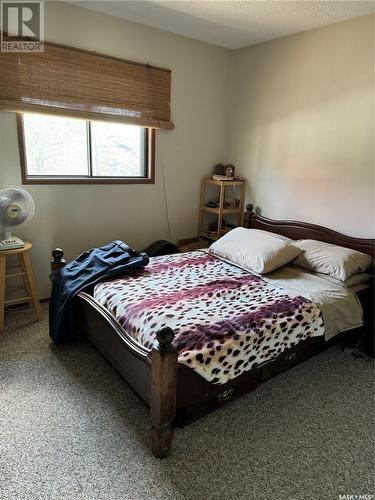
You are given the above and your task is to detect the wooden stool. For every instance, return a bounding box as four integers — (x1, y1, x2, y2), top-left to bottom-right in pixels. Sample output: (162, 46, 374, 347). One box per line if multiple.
(0, 242, 43, 330)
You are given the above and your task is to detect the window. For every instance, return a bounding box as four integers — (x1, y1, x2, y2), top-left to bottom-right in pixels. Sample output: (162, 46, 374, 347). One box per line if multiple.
(17, 113, 155, 184)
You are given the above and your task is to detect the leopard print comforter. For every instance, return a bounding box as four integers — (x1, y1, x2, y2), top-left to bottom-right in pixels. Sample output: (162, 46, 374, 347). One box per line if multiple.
(94, 251, 324, 384)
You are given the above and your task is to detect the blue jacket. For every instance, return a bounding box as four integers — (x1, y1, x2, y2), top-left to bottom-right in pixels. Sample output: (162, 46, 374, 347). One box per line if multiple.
(49, 240, 149, 344)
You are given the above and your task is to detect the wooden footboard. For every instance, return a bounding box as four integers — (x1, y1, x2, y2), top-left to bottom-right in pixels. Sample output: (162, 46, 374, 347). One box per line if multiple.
(73, 290, 323, 455)
(51, 250, 179, 458)
(75, 292, 153, 405)
(72, 289, 324, 455)
(75, 292, 179, 458)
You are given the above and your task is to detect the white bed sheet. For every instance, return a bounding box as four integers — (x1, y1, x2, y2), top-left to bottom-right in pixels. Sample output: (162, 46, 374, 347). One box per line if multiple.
(204, 251, 363, 341)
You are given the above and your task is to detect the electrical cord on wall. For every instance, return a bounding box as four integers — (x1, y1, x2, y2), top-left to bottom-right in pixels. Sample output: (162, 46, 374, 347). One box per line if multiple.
(160, 134, 172, 242)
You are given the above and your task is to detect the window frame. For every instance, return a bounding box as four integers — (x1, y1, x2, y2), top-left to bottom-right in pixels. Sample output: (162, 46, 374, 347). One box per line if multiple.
(16, 114, 155, 185)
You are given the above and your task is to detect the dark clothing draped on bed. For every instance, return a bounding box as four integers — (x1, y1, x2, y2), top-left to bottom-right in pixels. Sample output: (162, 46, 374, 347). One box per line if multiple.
(49, 240, 149, 344)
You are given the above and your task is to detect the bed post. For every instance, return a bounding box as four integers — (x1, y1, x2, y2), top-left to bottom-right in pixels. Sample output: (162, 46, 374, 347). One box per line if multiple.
(50, 248, 66, 272)
(243, 203, 254, 229)
(150, 327, 177, 458)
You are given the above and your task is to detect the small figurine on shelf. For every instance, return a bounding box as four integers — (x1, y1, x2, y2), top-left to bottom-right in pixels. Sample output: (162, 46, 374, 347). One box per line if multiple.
(224, 164, 235, 177)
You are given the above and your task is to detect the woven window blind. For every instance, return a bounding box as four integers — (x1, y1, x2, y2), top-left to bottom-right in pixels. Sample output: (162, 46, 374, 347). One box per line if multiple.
(0, 40, 174, 129)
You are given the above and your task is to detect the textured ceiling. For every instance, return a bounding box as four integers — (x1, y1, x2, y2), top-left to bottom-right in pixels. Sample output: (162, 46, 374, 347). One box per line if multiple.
(69, 0, 375, 49)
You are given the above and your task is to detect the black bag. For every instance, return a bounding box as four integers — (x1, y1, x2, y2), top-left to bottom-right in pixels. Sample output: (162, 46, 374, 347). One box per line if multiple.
(142, 240, 180, 257)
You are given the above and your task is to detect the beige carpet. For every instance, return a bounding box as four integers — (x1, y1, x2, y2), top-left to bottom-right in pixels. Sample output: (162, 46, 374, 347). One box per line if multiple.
(0, 305, 374, 500)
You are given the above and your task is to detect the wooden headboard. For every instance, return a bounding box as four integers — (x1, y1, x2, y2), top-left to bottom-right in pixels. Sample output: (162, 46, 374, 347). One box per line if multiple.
(243, 205, 375, 258)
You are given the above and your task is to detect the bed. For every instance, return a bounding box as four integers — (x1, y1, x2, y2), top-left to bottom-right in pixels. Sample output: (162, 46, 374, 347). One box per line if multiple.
(50, 206, 374, 458)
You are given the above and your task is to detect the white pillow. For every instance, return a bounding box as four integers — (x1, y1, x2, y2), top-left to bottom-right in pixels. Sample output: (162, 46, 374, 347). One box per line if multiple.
(209, 227, 302, 274)
(292, 239, 373, 281)
(250, 229, 291, 242)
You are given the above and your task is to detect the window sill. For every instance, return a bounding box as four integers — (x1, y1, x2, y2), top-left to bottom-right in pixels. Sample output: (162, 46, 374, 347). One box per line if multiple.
(21, 177, 155, 185)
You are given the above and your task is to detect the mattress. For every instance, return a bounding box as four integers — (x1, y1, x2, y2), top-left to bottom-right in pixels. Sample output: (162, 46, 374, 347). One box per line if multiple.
(94, 251, 324, 384)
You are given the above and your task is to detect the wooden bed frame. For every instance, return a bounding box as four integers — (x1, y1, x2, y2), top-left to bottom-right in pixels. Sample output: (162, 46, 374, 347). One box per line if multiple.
(50, 205, 374, 458)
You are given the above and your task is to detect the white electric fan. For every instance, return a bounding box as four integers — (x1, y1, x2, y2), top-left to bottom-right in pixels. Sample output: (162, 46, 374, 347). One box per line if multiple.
(0, 186, 35, 251)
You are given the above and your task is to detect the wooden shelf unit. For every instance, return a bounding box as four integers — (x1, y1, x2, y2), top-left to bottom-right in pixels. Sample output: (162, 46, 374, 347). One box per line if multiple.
(198, 177, 245, 242)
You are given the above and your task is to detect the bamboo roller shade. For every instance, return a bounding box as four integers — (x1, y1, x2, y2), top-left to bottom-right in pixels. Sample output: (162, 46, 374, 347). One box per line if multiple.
(0, 39, 174, 129)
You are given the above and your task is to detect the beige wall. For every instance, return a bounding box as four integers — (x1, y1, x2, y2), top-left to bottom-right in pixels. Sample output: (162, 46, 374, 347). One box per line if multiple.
(228, 14, 374, 238)
(0, 1, 230, 296)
